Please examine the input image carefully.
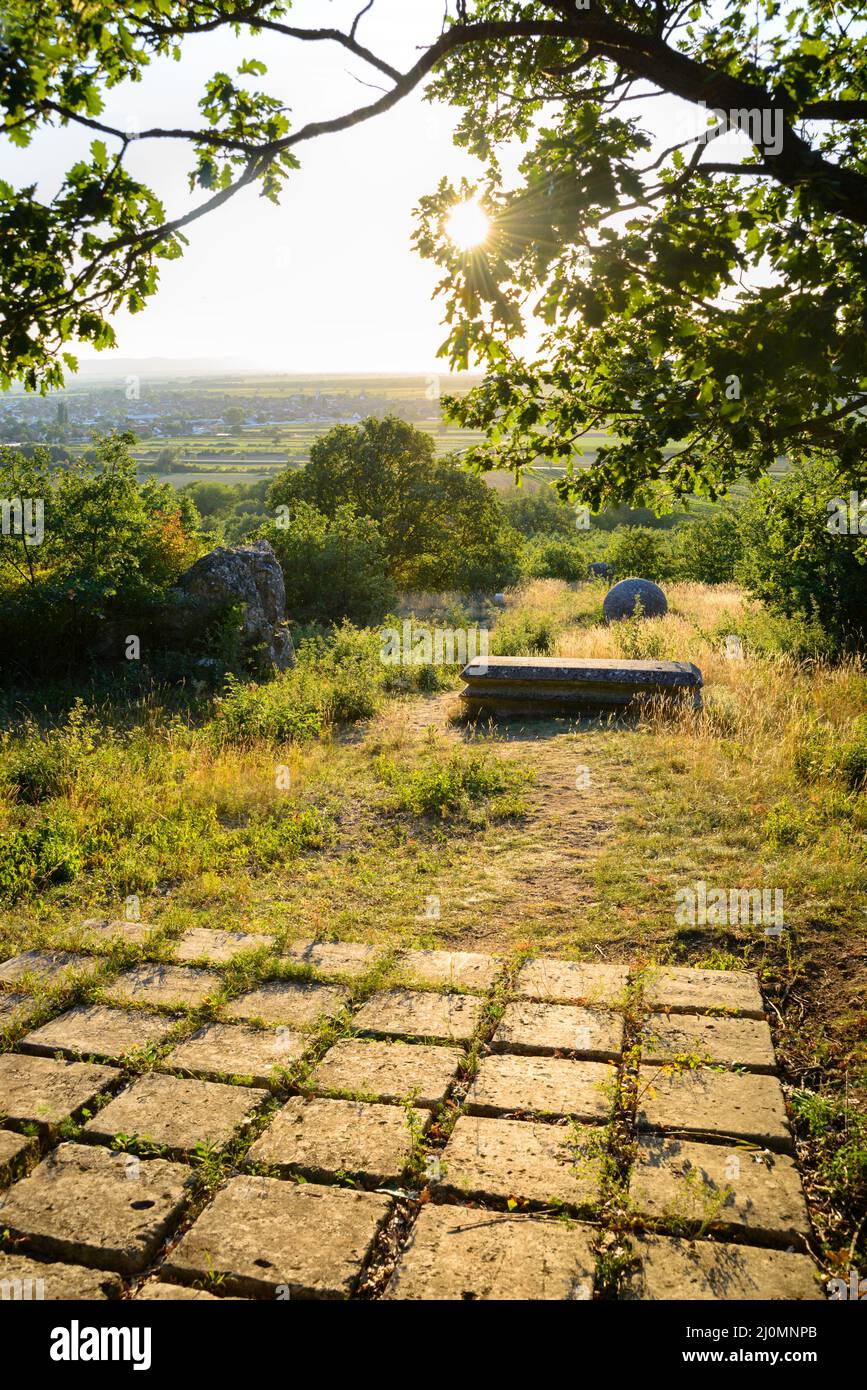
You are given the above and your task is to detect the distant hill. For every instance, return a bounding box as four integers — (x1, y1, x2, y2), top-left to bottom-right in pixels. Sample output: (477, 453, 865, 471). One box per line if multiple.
(69, 356, 267, 382)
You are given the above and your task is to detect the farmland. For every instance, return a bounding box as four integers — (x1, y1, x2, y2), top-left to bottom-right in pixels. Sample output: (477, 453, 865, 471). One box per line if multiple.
(0, 368, 786, 508)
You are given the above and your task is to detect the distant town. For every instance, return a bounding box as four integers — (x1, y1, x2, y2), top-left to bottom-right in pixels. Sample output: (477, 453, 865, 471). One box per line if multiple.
(0, 370, 488, 485)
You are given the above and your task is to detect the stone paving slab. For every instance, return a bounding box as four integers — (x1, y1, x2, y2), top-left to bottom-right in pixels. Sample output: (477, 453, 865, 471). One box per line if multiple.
(0, 992, 40, 1031)
(466, 1054, 614, 1121)
(163, 1175, 391, 1298)
(83, 1072, 267, 1152)
(85, 1061, 269, 1150)
(0, 937, 822, 1300)
(0, 949, 102, 990)
(433, 1115, 604, 1210)
(514, 959, 629, 1008)
(629, 1135, 812, 1246)
(0, 1142, 193, 1273)
(0, 1252, 123, 1300)
(171, 927, 275, 965)
(0, 1129, 32, 1185)
(107, 963, 220, 1010)
(352, 989, 483, 1043)
(0, 1053, 118, 1133)
(135, 1281, 227, 1301)
(396, 949, 500, 993)
(77, 918, 156, 948)
(644, 967, 764, 1018)
(385, 1204, 597, 1300)
(283, 939, 385, 979)
(310, 1039, 463, 1108)
(165, 1021, 307, 1084)
(622, 1232, 822, 1300)
(492, 1001, 624, 1060)
(642, 1012, 776, 1073)
(19, 1004, 177, 1063)
(636, 1066, 791, 1149)
(225, 979, 349, 1028)
(248, 1095, 427, 1186)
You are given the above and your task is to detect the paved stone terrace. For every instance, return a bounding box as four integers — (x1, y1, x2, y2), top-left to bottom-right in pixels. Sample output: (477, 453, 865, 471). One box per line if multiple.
(0, 929, 825, 1301)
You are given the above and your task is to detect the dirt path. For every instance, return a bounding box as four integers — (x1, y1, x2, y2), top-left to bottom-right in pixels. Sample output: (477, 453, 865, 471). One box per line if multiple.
(368, 693, 627, 951)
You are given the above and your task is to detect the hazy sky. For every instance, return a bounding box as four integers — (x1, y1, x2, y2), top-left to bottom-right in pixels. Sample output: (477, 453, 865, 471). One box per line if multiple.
(2, 1, 487, 375)
(1, 2, 738, 377)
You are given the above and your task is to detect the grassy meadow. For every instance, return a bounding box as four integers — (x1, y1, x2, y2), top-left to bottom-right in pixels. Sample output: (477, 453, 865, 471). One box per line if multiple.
(0, 578, 864, 1273)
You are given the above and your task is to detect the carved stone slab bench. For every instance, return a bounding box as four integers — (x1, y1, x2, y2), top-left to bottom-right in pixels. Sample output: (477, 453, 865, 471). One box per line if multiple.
(459, 656, 703, 715)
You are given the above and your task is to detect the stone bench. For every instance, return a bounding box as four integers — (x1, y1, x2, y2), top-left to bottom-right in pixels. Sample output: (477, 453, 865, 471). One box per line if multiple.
(459, 656, 703, 715)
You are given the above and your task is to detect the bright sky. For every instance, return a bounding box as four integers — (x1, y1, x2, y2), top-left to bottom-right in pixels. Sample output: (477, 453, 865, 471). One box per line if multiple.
(2, 0, 487, 375)
(0, 1, 748, 378)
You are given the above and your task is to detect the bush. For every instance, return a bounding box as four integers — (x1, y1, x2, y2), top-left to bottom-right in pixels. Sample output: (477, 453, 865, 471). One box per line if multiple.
(838, 720, 867, 792)
(265, 501, 396, 626)
(670, 510, 742, 583)
(2, 700, 100, 804)
(491, 609, 557, 655)
(211, 673, 327, 744)
(209, 622, 383, 744)
(605, 525, 675, 582)
(736, 455, 867, 650)
(615, 602, 665, 659)
(295, 622, 384, 723)
(0, 794, 327, 903)
(714, 604, 838, 661)
(0, 811, 85, 898)
(791, 714, 867, 792)
(521, 534, 588, 581)
(763, 798, 818, 848)
(0, 435, 202, 679)
(789, 1090, 867, 1218)
(501, 488, 576, 537)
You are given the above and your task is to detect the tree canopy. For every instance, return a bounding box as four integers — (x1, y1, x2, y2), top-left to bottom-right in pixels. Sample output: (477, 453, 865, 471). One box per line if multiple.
(3, 3, 867, 505)
(268, 415, 522, 590)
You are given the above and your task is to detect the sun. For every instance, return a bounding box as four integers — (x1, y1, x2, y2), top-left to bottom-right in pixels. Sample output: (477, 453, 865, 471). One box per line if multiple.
(445, 200, 490, 251)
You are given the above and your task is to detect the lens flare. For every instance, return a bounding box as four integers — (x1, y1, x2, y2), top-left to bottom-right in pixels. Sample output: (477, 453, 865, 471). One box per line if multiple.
(445, 200, 490, 250)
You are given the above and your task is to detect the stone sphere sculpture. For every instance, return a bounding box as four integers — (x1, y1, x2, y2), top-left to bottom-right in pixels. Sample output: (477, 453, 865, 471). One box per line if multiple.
(587, 561, 614, 582)
(603, 577, 668, 623)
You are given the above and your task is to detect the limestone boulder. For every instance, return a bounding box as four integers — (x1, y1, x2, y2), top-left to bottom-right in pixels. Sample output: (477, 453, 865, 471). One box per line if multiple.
(167, 540, 294, 671)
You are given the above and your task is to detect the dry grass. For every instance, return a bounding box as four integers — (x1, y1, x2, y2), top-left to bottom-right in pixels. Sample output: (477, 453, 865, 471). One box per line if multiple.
(1, 579, 864, 1266)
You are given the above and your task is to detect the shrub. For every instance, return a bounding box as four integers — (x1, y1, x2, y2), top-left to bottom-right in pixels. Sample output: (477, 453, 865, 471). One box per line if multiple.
(265, 501, 395, 626)
(789, 1090, 867, 1218)
(616, 601, 664, 659)
(763, 798, 818, 848)
(714, 604, 838, 661)
(491, 609, 557, 655)
(521, 534, 588, 581)
(209, 622, 384, 744)
(791, 714, 867, 792)
(211, 674, 327, 745)
(0, 435, 202, 679)
(669, 510, 742, 583)
(838, 720, 867, 792)
(605, 525, 675, 582)
(736, 455, 867, 650)
(2, 700, 100, 804)
(0, 811, 85, 898)
(0, 794, 328, 903)
(295, 622, 384, 722)
(377, 614, 468, 696)
(501, 488, 576, 537)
